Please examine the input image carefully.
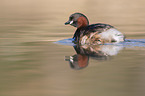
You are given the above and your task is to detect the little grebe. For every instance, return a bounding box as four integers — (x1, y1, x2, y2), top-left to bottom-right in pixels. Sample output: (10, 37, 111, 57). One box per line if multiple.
(65, 13, 125, 45)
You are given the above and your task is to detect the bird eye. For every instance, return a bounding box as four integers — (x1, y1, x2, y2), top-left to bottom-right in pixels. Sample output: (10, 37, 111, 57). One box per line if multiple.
(69, 16, 73, 20)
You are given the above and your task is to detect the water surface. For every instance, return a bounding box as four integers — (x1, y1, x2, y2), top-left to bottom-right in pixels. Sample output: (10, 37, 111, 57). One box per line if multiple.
(0, 0, 145, 96)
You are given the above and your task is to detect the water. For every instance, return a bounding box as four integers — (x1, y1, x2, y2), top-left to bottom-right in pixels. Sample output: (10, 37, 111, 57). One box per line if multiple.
(0, 0, 145, 96)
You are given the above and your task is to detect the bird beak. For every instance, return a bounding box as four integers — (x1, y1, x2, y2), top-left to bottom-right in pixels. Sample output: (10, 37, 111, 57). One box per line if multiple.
(65, 21, 70, 25)
(65, 20, 73, 25)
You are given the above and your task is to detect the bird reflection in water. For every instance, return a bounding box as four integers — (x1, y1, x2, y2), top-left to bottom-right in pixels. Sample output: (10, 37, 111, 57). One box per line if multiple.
(65, 44, 123, 70)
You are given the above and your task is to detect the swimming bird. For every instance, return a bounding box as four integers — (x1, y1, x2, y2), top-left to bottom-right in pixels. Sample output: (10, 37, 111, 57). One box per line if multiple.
(65, 13, 125, 45)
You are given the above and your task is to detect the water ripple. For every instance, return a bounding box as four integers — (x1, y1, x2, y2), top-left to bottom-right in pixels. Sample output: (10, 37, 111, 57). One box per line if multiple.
(55, 38, 145, 47)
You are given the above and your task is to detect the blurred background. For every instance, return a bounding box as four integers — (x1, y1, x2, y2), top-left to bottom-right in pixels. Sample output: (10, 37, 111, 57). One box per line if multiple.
(0, 0, 145, 96)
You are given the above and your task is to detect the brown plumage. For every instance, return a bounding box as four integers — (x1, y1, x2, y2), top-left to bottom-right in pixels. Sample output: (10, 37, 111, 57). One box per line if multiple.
(65, 13, 125, 45)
